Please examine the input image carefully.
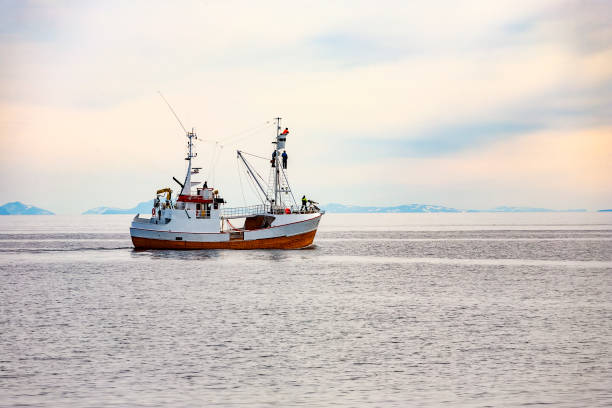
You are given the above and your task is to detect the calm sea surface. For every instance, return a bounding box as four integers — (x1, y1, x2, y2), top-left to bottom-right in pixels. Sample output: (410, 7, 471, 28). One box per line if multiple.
(1, 213, 611, 407)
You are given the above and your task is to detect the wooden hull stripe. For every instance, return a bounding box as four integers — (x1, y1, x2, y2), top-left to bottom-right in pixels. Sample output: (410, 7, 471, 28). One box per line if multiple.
(132, 229, 318, 250)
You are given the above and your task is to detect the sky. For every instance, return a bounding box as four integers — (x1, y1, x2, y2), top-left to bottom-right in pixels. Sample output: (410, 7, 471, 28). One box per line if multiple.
(0, 0, 611, 214)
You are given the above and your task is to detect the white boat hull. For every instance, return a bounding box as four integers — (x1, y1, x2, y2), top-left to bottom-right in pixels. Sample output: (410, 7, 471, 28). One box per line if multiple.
(130, 212, 322, 249)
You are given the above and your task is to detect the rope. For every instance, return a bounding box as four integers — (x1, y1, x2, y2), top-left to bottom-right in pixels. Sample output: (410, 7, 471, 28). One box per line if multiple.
(242, 155, 270, 191)
(240, 150, 270, 161)
(207, 142, 216, 181)
(247, 168, 267, 205)
(279, 164, 298, 208)
(195, 121, 272, 149)
(220, 121, 272, 145)
(236, 156, 247, 207)
(209, 143, 223, 185)
(237, 155, 268, 206)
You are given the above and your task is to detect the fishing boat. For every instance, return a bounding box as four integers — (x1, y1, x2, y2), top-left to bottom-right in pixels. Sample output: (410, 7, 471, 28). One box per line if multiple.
(130, 118, 324, 249)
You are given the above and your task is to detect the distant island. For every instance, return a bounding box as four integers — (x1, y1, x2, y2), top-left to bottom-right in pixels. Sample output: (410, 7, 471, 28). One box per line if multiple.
(466, 206, 587, 213)
(81, 201, 598, 214)
(0, 201, 54, 215)
(82, 201, 153, 215)
(322, 203, 461, 213)
(322, 203, 588, 213)
(599, 209, 612, 212)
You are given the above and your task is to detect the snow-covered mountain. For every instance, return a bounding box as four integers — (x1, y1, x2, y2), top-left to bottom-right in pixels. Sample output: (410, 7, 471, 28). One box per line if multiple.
(81, 201, 593, 215)
(82, 201, 153, 215)
(322, 203, 461, 213)
(0, 201, 54, 215)
(322, 203, 588, 213)
(467, 206, 586, 213)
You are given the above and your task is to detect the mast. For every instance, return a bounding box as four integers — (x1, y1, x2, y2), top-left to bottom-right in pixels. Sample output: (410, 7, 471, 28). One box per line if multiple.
(181, 128, 197, 196)
(274, 117, 281, 208)
(237, 117, 295, 210)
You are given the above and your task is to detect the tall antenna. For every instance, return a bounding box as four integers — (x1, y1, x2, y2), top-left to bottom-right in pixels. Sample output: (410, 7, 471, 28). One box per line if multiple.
(158, 91, 187, 134)
(273, 117, 281, 207)
(275, 117, 281, 137)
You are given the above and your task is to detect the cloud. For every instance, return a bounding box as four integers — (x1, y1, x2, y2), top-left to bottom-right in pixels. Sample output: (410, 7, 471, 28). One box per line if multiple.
(301, 126, 612, 209)
(0, 0, 611, 212)
(339, 122, 542, 161)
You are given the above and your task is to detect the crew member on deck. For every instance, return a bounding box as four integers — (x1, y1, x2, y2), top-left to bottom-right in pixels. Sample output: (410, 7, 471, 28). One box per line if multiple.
(301, 195, 307, 211)
(281, 128, 289, 135)
(281, 151, 288, 169)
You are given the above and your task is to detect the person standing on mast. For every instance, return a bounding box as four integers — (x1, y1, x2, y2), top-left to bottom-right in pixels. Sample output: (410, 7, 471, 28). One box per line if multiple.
(281, 151, 288, 169)
(271, 150, 277, 167)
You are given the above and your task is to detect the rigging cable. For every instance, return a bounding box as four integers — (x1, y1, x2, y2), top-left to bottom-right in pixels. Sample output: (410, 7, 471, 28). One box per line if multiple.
(279, 165, 298, 208)
(238, 153, 269, 205)
(220, 121, 272, 145)
(158, 91, 187, 134)
(248, 170, 266, 206)
(196, 122, 275, 186)
(240, 160, 263, 205)
(212, 144, 224, 185)
(208, 142, 219, 184)
(239, 150, 275, 201)
(241, 153, 270, 189)
(196, 122, 273, 184)
(195, 121, 273, 151)
(236, 156, 248, 207)
(239, 151, 270, 161)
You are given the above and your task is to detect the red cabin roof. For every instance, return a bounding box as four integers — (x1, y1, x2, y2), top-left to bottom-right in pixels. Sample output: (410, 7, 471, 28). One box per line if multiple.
(177, 195, 212, 204)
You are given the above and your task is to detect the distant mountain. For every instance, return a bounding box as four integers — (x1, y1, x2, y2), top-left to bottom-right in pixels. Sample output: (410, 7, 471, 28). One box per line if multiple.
(82, 200, 595, 215)
(0, 201, 54, 215)
(467, 206, 587, 213)
(322, 203, 461, 213)
(599, 209, 612, 212)
(82, 201, 152, 215)
(322, 203, 588, 213)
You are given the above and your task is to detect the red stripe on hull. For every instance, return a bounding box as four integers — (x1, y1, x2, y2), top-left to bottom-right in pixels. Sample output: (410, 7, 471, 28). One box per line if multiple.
(131, 229, 317, 250)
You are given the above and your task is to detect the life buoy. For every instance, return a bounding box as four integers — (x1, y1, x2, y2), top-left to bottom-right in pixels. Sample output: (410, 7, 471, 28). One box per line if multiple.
(152, 208, 156, 216)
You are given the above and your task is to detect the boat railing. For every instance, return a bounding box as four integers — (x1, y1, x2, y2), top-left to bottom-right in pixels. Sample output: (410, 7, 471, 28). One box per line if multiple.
(133, 214, 152, 223)
(291, 208, 320, 214)
(132, 214, 173, 225)
(221, 204, 270, 219)
(221, 204, 322, 218)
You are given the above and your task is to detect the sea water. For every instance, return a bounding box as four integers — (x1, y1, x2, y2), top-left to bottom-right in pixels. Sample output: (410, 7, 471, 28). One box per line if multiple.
(1, 213, 611, 407)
